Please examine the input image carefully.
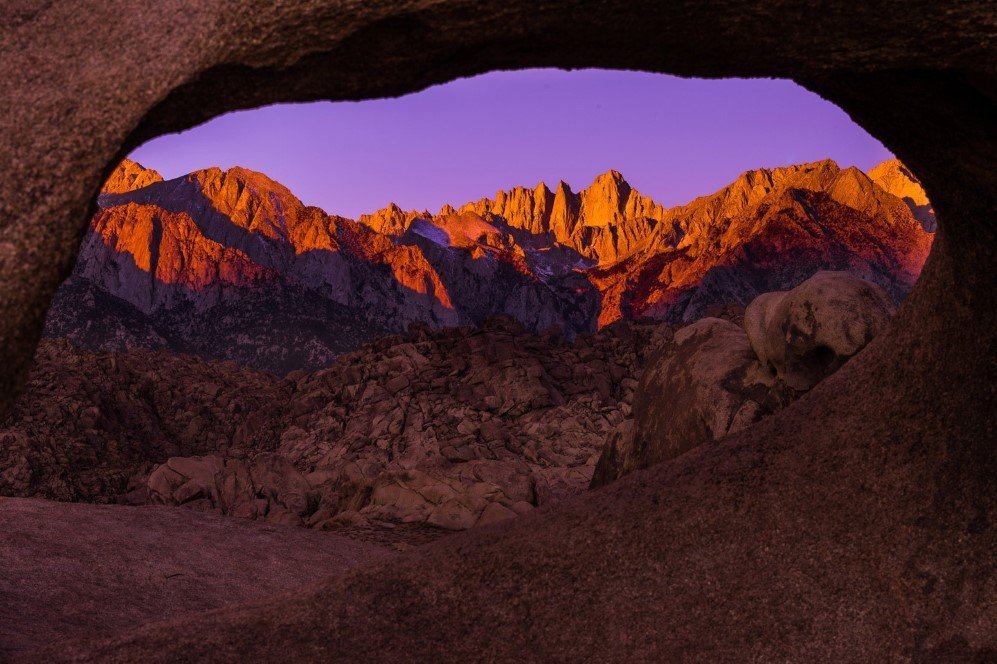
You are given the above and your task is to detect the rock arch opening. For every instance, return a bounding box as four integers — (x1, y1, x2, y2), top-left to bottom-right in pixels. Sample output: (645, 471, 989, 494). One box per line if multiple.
(0, 4, 993, 658)
(6, 70, 938, 536)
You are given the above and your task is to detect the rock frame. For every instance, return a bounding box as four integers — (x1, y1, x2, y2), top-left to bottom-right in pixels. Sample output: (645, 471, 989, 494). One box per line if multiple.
(1, 1, 994, 660)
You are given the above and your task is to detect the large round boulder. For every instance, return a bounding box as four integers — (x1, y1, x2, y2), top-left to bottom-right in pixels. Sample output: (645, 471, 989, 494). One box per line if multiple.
(591, 318, 782, 487)
(593, 274, 897, 488)
(744, 271, 896, 390)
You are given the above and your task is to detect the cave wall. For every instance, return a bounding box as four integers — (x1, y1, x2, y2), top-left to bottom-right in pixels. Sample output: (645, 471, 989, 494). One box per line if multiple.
(0, 1, 993, 415)
(1, 1, 994, 660)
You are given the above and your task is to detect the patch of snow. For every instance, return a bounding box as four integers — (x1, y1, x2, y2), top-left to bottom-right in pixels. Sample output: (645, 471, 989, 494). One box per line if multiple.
(573, 257, 595, 269)
(409, 220, 451, 247)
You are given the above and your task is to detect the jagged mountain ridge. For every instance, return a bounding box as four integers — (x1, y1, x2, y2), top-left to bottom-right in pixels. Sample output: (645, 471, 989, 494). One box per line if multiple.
(45, 158, 933, 373)
(361, 168, 664, 265)
(588, 159, 934, 324)
(101, 159, 164, 194)
(51, 163, 602, 372)
(359, 160, 931, 327)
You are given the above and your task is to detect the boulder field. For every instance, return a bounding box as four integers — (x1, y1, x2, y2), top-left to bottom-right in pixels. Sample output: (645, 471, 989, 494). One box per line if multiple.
(5, 273, 893, 540)
(0, 272, 917, 659)
(2, 316, 660, 536)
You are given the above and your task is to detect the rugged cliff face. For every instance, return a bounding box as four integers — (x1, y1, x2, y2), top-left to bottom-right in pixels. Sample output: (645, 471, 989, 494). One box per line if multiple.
(46, 158, 932, 374)
(589, 159, 933, 325)
(50, 161, 602, 372)
(99, 159, 164, 194)
(442, 169, 665, 264)
(89, 164, 460, 324)
(868, 158, 936, 231)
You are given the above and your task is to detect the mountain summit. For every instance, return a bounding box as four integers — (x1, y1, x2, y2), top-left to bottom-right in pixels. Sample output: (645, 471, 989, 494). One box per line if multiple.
(362, 169, 665, 265)
(45, 158, 933, 373)
(868, 158, 936, 231)
(100, 158, 163, 195)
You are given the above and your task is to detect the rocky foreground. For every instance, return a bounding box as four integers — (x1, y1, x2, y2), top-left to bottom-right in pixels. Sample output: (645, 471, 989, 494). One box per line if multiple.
(1, 4, 988, 660)
(3, 316, 661, 539)
(2, 272, 895, 544)
(0, 272, 920, 660)
(0, 272, 912, 658)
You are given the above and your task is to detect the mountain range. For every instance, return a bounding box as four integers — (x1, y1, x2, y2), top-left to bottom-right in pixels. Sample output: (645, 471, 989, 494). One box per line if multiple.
(43, 157, 934, 374)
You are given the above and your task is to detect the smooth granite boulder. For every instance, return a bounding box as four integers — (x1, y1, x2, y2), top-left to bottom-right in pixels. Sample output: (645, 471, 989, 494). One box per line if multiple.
(744, 271, 896, 390)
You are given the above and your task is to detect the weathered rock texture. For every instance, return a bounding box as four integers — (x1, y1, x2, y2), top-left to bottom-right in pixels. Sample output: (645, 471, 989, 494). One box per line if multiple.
(0, 497, 384, 659)
(591, 316, 791, 487)
(0, 338, 291, 503)
(592, 272, 895, 487)
(3, 319, 658, 532)
(744, 271, 896, 390)
(1, 1, 993, 662)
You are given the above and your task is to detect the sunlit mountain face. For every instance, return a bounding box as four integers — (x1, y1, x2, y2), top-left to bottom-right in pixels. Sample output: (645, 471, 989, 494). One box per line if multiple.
(45, 153, 933, 375)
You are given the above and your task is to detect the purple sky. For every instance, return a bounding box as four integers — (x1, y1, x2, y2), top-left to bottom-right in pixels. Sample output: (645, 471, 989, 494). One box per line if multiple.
(130, 69, 893, 219)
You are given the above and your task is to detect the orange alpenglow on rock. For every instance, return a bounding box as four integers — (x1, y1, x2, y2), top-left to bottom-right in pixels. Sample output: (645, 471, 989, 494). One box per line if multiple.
(45, 156, 933, 374)
(100, 158, 163, 194)
(868, 158, 936, 231)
